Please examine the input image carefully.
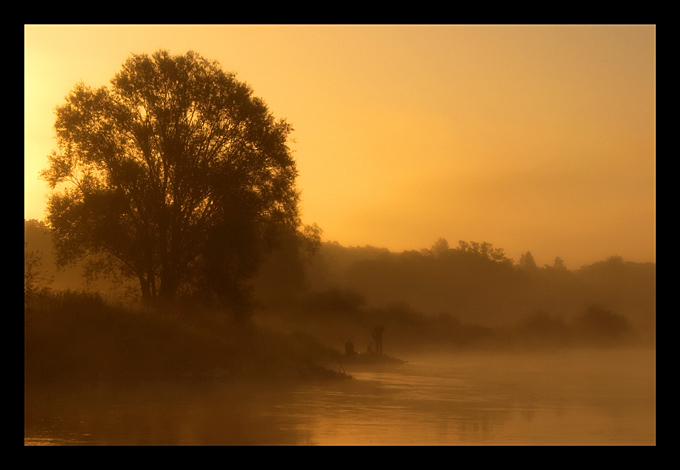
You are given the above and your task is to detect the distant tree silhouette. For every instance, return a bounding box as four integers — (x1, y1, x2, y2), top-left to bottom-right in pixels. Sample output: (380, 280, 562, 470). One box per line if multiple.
(429, 238, 450, 258)
(543, 256, 567, 271)
(24, 219, 54, 298)
(24, 248, 52, 298)
(24, 219, 53, 258)
(574, 305, 632, 344)
(550, 256, 566, 270)
(41, 50, 299, 316)
(456, 241, 513, 264)
(518, 251, 538, 272)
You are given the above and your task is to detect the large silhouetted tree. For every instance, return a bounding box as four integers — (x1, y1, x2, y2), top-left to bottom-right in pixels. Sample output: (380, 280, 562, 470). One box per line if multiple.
(41, 50, 300, 314)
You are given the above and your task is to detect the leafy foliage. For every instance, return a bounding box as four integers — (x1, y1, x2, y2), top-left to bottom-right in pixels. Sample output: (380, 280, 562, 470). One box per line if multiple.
(41, 51, 300, 314)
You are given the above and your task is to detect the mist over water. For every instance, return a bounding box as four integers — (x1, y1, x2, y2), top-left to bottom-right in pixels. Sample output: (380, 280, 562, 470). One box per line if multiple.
(25, 348, 655, 446)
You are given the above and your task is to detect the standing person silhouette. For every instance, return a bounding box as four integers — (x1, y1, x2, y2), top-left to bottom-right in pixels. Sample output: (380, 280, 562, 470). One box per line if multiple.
(372, 324, 384, 356)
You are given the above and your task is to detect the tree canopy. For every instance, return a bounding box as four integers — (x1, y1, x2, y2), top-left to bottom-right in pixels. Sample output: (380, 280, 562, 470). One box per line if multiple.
(41, 50, 300, 315)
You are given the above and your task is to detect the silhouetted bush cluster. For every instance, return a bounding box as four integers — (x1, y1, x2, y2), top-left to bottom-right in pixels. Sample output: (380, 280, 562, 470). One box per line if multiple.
(256, 283, 647, 356)
(573, 306, 634, 345)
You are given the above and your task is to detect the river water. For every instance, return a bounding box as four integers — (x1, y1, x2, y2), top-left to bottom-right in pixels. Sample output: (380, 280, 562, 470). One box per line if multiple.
(24, 348, 655, 446)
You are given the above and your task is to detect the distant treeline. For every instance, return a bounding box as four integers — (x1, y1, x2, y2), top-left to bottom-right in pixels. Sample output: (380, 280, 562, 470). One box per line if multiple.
(25, 219, 656, 353)
(306, 240, 654, 324)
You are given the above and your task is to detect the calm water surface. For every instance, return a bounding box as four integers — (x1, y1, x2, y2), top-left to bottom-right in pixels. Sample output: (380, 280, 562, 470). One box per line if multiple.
(25, 348, 655, 445)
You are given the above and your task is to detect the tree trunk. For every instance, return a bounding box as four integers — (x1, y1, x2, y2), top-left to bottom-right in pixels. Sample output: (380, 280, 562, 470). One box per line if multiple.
(159, 263, 180, 302)
(139, 275, 152, 303)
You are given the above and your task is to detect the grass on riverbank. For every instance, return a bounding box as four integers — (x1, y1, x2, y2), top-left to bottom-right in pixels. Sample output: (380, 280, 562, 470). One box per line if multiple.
(25, 290, 346, 386)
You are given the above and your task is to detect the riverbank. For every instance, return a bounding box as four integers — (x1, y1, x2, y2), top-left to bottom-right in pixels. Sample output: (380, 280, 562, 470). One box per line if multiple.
(24, 290, 348, 387)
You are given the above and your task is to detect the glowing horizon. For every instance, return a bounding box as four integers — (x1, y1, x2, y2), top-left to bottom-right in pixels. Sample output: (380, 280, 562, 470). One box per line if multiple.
(24, 25, 656, 269)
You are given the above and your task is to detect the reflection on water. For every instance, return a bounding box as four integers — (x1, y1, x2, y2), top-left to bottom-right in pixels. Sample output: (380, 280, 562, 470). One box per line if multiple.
(25, 348, 655, 445)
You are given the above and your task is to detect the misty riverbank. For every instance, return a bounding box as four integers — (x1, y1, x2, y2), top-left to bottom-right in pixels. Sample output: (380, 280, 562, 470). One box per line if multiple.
(25, 289, 654, 389)
(24, 290, 351, 387)
(24, 290, 655, 445)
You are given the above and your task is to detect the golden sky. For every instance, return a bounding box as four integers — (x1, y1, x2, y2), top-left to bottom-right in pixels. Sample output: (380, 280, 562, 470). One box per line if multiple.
(24, 25, 656, 269)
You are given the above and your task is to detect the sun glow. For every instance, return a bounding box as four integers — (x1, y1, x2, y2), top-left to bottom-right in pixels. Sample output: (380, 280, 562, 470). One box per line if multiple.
(24, 25, 655, 268)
